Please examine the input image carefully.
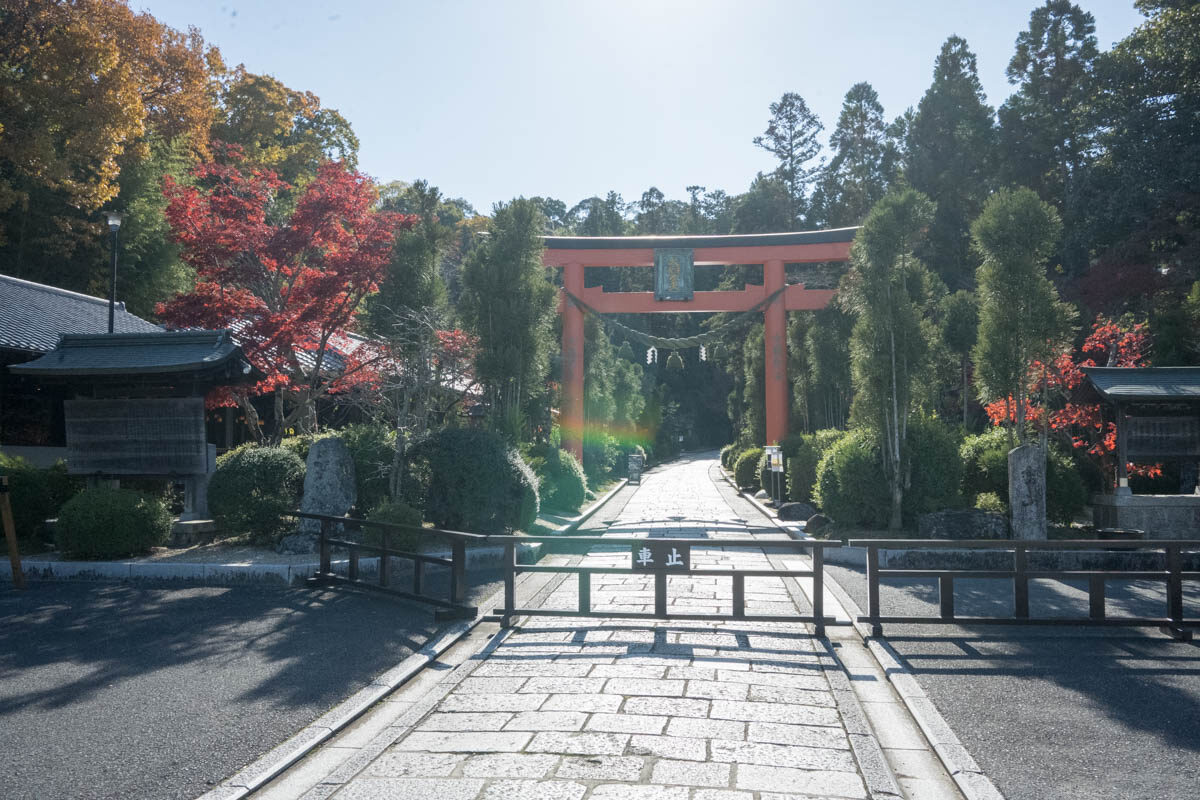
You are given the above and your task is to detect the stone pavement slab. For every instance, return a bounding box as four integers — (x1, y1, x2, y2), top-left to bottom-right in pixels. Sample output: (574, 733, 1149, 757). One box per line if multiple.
(323, 454, 900, 800)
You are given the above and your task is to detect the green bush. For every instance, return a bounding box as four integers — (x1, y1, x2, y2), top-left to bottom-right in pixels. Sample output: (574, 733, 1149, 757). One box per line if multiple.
(814, 420, 961, 528)
(583, 433, 620, 482)
(208, 446, 305, 543)
(733, 447, 764, 490)
(785, 430, 847, 504)
(407, 428, 538, 534)
(960, 428, 1087, 525)
(364, 499, 424, 552)
(720, 444, 738, 470)
(56, 487, 171, 558)
(337, 423, 395, 513)
(534, 448, 588, 513)
(903, 416, 964, 521)
(814, 430, 889, 526)
(0, 454, 78, 541)
(278, 432, 334, 464)
(975, 491, 1007, 513)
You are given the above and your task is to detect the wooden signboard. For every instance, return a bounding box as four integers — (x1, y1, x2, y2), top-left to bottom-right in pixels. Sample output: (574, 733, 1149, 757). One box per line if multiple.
(65, 398, 208, 475)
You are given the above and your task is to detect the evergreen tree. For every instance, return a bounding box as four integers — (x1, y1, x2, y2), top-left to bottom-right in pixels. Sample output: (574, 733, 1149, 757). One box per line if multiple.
(907, 37, 996, 290)
(971, 188, 1073, 448)
(939, 290, 979, 426)
(841, 189, 937, 530)
(459, 199, 558, 435)
(811, 83, 890, 228)
(753, 93, 824, 225)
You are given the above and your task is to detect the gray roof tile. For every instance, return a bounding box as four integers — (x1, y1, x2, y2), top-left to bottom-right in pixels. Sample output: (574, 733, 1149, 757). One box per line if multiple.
(0, 273, 160, 353)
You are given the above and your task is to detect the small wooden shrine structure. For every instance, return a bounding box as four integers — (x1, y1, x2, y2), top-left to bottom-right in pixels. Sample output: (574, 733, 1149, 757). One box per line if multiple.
(10, 330, 260, 519)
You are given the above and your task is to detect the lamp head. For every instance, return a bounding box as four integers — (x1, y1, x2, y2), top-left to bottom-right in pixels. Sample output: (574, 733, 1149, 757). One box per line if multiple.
(105, 212, 123, 232)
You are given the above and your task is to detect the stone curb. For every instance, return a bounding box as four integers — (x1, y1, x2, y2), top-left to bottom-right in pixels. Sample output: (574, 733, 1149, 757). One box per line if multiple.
(196, 603, 505, 800)
(820, 569, 1007, 800)
(0, 543, 545, 587)
(551, 476, 629, 535)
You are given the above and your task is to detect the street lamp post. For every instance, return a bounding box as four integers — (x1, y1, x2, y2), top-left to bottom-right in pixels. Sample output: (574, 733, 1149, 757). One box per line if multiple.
(105, 212, 123, 333)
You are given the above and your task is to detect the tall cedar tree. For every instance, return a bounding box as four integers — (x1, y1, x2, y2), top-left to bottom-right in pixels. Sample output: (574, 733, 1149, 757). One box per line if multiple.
(841, 190, 936, 531)
(810, 83, 891, 228)
(158, 151, 415, 441)
(999, 1, 1098, 276)
(1081, 0, 1200, 296)
(753, 93, 824, 226)
(907, 37, 996, 291)
(459, 199, 558, 436)
(939, 290, 979, 426)
(971, 188, 1072, 450)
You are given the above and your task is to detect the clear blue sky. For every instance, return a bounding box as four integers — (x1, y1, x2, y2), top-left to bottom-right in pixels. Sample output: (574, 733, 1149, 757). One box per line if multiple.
(139, 0, 1147, 214)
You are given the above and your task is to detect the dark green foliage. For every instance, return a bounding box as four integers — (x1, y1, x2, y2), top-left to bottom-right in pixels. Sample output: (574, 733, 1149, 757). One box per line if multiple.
(583, 434, 620, 483)
(814, 430, 889, 527)
(337, 423, 394, 513)
(720, 444, 738, 470)
(533, 448, 588, 513)
(906, 36, 996, 290)
(407, 428, 539, 534)
(815, 421, 962, 528)
(903, 416, 965, 520)
(56, 488, 171, 559)
(809, 82, 891, 228)
(960, 427, 1088, 525)
(753, 92, 824, 224)
(364, 499, 424, 553)
(785, 429, 849, 504)
(757, 450, 774, 496)
(208, 447, 305, 543)
(0, 455, 78, 541)
(734, 447, 764, 490)
(975, 492, 1006, 513)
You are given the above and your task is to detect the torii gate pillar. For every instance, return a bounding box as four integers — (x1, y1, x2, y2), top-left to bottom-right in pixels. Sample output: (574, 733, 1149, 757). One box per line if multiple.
(763, 258, 788, 445)
(562, 261, 585, 461)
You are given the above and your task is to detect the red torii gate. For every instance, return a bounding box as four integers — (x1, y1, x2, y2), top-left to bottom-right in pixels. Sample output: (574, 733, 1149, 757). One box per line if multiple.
(544, 229, 856, 460)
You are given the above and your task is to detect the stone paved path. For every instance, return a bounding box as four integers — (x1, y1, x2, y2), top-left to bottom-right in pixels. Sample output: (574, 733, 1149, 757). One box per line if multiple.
(328, 453, 888, 800)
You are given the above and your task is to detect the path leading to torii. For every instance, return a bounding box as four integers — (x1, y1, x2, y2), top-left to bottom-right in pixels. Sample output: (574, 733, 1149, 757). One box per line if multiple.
(314, 453, 925, 800)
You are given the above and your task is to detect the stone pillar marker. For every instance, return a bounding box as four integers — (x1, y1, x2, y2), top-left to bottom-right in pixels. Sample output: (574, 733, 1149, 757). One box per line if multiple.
(1009, 443, 1047, 540)
(278, 436, 357, 553)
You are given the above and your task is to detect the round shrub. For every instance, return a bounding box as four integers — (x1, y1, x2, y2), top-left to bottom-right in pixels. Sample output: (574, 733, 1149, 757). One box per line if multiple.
(207, 446, 305, 543)
(365, 499, 424, 552)
(0, 455, 78, 541)
(56, 487, 171, 558)
(787, 429, 848, 504)
(975, 492, 1007, 513)
(903, 416, 964, 521)
(814, 430, 889, 527)
(408, 428, 539, 534)
(536, 448, 588, 513)
(720, 444, 738, 470)
(733, 447, 764, 490)
(583, 434, 620, 482)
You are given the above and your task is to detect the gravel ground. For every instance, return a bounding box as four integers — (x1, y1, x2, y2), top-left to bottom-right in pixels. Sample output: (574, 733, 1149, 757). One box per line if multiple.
(826, 562, 1200, 800)
(0, 574, 502, 800)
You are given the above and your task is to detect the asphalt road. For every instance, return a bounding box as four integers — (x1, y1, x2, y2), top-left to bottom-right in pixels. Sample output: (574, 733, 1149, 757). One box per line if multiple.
(826, 562, 1200, 800)
(0, 575, 500, 800)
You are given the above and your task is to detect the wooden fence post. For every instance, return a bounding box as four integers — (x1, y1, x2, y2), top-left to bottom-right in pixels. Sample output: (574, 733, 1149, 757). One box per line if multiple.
(1, 476, 26, 590)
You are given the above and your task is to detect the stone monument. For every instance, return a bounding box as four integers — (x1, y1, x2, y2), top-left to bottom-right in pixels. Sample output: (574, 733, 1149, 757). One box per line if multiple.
(1008, 443, 1047, 540)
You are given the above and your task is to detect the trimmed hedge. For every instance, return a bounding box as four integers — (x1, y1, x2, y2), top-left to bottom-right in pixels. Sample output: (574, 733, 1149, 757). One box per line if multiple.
(786, 429, 848, 504)
(56, 487, 171, 558)
(733, 447, 764, 490)
(814, 419, 963, 528)
(0, 454, 78, 541)
(208, 446, 305, 543)
(408, 428, 539, 534)
(720, 444, 738, 470)
(534, 447, 588, 513)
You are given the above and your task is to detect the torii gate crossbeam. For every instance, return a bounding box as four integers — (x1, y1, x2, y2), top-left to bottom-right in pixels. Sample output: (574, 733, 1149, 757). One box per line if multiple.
(543, 229, 857, 460)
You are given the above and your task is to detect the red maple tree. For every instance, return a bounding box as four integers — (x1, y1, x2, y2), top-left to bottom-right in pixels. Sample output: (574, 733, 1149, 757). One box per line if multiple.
(985, 316, 1159, 486)
(157, 145, 417, 440)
